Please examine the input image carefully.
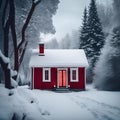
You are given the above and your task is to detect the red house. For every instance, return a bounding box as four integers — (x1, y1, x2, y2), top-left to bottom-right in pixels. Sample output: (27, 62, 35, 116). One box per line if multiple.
(29, 43, 88, 90)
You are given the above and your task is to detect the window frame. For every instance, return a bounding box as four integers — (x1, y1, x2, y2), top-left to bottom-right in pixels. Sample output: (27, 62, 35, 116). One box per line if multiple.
(70, 68, 78, 82)
(43, 68, 51, 82)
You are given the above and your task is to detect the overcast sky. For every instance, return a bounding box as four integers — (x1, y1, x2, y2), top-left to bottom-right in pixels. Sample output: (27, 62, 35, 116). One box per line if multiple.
(52, 0, 112, 41)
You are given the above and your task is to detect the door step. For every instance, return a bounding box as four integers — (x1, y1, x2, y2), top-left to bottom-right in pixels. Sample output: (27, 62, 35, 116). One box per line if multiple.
(53, 87, 70, 93)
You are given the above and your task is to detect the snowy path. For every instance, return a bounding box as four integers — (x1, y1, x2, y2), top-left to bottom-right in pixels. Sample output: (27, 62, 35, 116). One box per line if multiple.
(16, 87, 120, 120)
(66, 94, 120, 120)
(34, 91, 95, 120)
(0, 84, 120, 120)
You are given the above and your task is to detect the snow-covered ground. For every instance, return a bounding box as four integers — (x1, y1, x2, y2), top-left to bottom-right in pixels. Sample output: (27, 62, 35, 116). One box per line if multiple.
(0, 84, 120, 120)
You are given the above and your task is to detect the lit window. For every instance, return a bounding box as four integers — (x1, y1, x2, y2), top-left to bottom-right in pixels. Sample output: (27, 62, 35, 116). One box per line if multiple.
(70, 68, 78, 82)
(43, 68, 50, 82)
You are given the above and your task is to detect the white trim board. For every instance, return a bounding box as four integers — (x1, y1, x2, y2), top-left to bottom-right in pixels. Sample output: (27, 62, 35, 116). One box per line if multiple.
(70, 68, 79, 82)
(43, 68, 51, 82)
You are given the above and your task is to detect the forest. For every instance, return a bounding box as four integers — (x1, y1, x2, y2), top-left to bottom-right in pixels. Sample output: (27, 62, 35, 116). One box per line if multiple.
(0, 0, 120, 90)
(0, 0, 120, 120)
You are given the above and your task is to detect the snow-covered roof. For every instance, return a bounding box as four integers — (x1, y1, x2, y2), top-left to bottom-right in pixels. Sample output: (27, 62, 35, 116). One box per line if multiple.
(29, 49, 89, 67)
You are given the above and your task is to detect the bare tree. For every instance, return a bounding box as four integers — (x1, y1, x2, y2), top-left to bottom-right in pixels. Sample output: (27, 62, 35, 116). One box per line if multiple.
(10, 0, 42, 71)
(17, 0, 42, 68)
(1, 0, 11, 88)
(0, 0, 42, 88)
(0, 51, 11, 89)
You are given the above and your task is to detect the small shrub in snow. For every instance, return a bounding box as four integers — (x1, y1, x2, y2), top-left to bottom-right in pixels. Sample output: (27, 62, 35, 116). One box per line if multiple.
(41, 110, 50, 116)
(30, 100, 34, 104)
(8, 90, 14, 96)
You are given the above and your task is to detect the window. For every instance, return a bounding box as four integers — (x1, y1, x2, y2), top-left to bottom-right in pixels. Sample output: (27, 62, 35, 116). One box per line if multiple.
(70, 68, 78, 82)
(43, 68, 51, 82)
(72, 70, 76, 80)
(45, 70, 49, 80)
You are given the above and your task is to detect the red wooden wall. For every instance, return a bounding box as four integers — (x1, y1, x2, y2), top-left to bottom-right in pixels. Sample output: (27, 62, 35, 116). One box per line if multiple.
(33, 67, 57, 89)
(32, 67, 85, 90)
(68, 68, 85, 90)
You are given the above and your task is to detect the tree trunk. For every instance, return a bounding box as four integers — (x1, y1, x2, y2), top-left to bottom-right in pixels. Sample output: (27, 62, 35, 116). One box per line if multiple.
(9, 0, 19, 71)
(2, 0, 9, 27)
(3, 19, 9, 57)
(4, 65, 11, 89)
(2, 0, 9, 57)
(0, 0, 2, 9)
(2, 0, 11, 88)
(0, 57, 11, 89)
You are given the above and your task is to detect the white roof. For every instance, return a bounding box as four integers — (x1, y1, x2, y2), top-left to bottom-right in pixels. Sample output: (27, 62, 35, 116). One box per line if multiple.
(29, 49, 89, 67)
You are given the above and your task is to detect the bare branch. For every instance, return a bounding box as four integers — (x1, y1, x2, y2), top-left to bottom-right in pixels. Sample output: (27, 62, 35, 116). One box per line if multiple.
(2, 0, 9, 28)
(3, 17, 10, 57)
(9, 0, 18, 71)
(0, 0, 2, 9)
(18, 0, 42, 50)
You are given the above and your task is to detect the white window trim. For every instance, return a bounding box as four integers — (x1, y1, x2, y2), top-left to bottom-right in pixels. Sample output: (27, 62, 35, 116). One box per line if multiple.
(43, 68, 51, 82)
(70, 68, 78, 82)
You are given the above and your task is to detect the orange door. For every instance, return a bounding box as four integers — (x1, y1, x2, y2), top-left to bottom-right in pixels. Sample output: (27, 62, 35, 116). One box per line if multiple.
(58, 70, 66, 87)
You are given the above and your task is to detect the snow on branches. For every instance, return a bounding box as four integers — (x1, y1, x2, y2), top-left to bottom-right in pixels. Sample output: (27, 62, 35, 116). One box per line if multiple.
(0, 50, 18, 88)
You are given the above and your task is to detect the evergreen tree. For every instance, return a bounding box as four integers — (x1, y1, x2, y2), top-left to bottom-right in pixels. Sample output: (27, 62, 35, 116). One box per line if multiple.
(79, 7, 89, 52)
(80, 0, 105, 83)
(87, 0, 105, 67)
(94, 26, 120, 90)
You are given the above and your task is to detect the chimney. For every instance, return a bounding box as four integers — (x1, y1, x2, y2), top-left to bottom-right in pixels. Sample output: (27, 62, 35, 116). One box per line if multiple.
(39, 43, 44, 56)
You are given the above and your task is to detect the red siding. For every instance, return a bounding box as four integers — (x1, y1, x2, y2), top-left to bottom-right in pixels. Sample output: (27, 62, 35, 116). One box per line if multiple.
(31, 68, 33, 89)
(34, 68, 42, 89)
(33, 67, 57, 89)
(51, 68, 57, 88)
(68, 67, 85, 90)
(32, 67, 85, 90)
(78, 67, 85, 89)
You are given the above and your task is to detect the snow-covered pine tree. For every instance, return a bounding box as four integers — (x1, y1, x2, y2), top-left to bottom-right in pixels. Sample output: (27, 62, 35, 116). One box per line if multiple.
(79, 7, 89, 53)
(94, 26, 120, 90)
(87, 0, 105, 67)
(107, 26, 120, 90)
